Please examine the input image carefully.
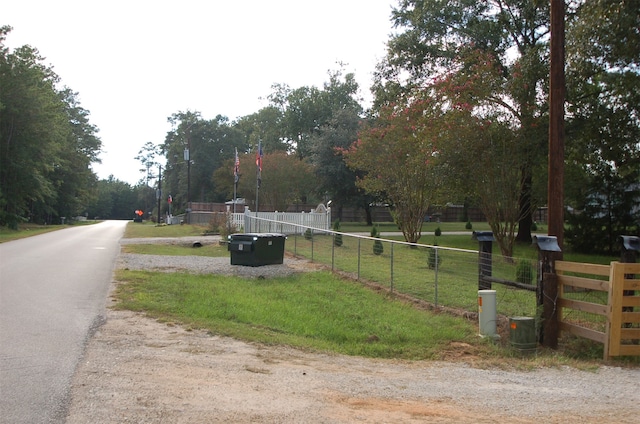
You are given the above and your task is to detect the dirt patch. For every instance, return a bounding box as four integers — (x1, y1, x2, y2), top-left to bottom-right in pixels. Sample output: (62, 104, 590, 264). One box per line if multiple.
(67, 310, 639, 423)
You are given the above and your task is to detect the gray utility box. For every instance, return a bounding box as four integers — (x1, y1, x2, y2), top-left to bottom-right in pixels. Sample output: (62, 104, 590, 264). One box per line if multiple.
(227, 233, 287, 267)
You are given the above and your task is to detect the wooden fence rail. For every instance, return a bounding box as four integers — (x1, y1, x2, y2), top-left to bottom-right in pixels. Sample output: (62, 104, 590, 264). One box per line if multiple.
(556, 260, 640, 359)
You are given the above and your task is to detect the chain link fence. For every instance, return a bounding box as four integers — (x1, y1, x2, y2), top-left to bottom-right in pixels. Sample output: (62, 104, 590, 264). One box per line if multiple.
(245, 215, 539, 320)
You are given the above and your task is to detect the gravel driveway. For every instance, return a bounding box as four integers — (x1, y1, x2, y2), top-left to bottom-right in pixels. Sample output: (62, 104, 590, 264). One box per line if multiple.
(65, 237, 640, 423)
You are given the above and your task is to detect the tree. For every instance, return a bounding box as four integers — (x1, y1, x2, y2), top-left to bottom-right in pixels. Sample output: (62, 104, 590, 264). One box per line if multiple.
(343, 97, 442, 243)
(0, 27, 102, 226)
(135, 141, 163, 219)
(374, 0, 554, 243)
(309, 106, 366, 220)
(564, 0, 640, 251)
(234, 106, 288, 153)
(428, 50, 531, 258)
(214, 150, 316, 212)
(269, 67, 364, 159)
(86, 176, 139, 220)
(48, 88, 101, 220)
(162, 111, 246, 212)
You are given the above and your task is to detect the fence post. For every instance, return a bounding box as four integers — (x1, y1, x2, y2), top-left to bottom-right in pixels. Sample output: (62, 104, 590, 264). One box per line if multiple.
(390, 242, 394, 294)
(472, 231, 494, 290)
(357, 238, 361, 281)
(533, 235, 562, 348)
(331, 233, 335, 271)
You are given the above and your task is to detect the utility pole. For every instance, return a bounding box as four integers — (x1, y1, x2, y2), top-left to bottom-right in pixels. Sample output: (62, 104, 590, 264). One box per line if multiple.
(156, 165, 162, 226)
(548, 0, 565, 253)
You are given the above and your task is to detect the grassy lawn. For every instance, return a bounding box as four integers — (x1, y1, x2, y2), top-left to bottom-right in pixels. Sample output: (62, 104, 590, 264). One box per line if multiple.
(113, 269, 491, 360)
(124, 221, 207, 238)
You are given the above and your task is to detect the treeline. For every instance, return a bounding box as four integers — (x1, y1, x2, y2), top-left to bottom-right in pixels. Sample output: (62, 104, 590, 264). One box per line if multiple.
(1, 26, 102, 227)
(2, 2, 639, 256)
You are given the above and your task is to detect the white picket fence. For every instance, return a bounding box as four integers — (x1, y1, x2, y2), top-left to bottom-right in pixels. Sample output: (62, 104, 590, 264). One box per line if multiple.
(238, 208, 331, 234)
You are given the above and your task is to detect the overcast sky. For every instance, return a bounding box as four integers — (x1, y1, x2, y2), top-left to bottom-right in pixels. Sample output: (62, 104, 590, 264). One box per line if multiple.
(4, 0, 396, 185)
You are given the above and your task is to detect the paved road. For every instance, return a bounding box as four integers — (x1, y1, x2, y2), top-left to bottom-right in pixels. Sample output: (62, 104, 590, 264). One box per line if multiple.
(0, 221, 127, 423)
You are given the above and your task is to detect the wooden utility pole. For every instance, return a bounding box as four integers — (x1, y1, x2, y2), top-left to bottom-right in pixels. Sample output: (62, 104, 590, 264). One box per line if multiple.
(156, 165, 162, 226)
(548, 0, 566, 252)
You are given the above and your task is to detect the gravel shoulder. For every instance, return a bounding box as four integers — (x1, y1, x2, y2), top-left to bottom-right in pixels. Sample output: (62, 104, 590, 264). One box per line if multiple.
(66, 237, 640, 423)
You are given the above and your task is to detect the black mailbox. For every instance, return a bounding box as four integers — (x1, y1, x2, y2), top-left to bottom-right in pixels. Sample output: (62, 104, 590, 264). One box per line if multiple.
(228, 233, 287, 267)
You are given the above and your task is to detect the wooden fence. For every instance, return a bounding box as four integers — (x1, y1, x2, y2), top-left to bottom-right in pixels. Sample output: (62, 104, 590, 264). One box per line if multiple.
(556, 260, 640, 359)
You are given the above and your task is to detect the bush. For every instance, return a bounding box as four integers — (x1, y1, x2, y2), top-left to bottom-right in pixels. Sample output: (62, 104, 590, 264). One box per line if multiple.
(207, 212, 237, 238)
(304, 228, 313, 240)
(371, 225, 384, 255)
(435, 227, 442, 236)
(465, 221, 472, 230)
(516, 259, 534, 285)
(373, 239, 384, 255)
(531, 221, 537, 231)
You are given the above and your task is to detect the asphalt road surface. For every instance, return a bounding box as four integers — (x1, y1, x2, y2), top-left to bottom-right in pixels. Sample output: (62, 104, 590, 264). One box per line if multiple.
(0, 220, 127, 423)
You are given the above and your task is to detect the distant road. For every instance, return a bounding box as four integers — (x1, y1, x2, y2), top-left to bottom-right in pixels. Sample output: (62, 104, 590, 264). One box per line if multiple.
(0, 221, 127, 423)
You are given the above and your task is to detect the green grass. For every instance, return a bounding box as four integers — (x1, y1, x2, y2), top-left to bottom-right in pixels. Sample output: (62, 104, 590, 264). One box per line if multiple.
(124, 221, 207, 238)
(113, 269, 489, 360)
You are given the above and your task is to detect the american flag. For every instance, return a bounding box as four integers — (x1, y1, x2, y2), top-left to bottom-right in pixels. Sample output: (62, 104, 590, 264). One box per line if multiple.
(234, 148, 240, 183)
(256, 141, 263, 188)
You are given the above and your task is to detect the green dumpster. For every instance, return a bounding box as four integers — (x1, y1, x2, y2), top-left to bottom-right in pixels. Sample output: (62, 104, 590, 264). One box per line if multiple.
(228, 233, 286, 266)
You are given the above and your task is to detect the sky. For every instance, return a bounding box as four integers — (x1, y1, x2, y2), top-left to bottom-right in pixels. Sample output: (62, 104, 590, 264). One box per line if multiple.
(4, 0, 396, 185)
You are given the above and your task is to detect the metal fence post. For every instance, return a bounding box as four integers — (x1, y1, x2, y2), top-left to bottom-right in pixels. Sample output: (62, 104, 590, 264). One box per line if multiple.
(390, 242, 394, 293)
(332, 232, 335, 271)
(357, 238, 361, 280)
(434, 246, 439, 307)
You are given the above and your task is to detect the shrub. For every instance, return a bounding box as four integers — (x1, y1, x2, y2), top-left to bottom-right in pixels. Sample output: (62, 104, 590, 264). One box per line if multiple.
(531, 221, 537, 231)
(304, 228, 313, 240)
(371, 225, 384, 255)
(373, 238, 384, 255)
(465, 221, 472, 230)
(516, 259, 534, 285)
(435, 227, 442, 236)
(206, 213, 224, 234)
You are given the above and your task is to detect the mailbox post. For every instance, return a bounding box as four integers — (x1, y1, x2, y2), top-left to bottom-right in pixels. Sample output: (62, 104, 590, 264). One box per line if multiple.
(473, 231, 494, 291)
(619, 236, 639, 321)
(533, 235, 562, 348)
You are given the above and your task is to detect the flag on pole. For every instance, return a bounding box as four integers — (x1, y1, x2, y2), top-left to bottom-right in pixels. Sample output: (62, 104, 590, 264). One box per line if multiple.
(234, 147, 240, 183)
(256, 141, 263, 188)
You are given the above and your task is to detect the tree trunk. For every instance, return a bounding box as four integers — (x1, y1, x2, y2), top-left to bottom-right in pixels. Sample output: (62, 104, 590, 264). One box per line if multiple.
(364, 204, 373, 226)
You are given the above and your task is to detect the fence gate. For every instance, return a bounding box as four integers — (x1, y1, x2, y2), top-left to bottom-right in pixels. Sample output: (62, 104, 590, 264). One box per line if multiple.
(556, 261, 640, 359)
(607, 262, 640, 358)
